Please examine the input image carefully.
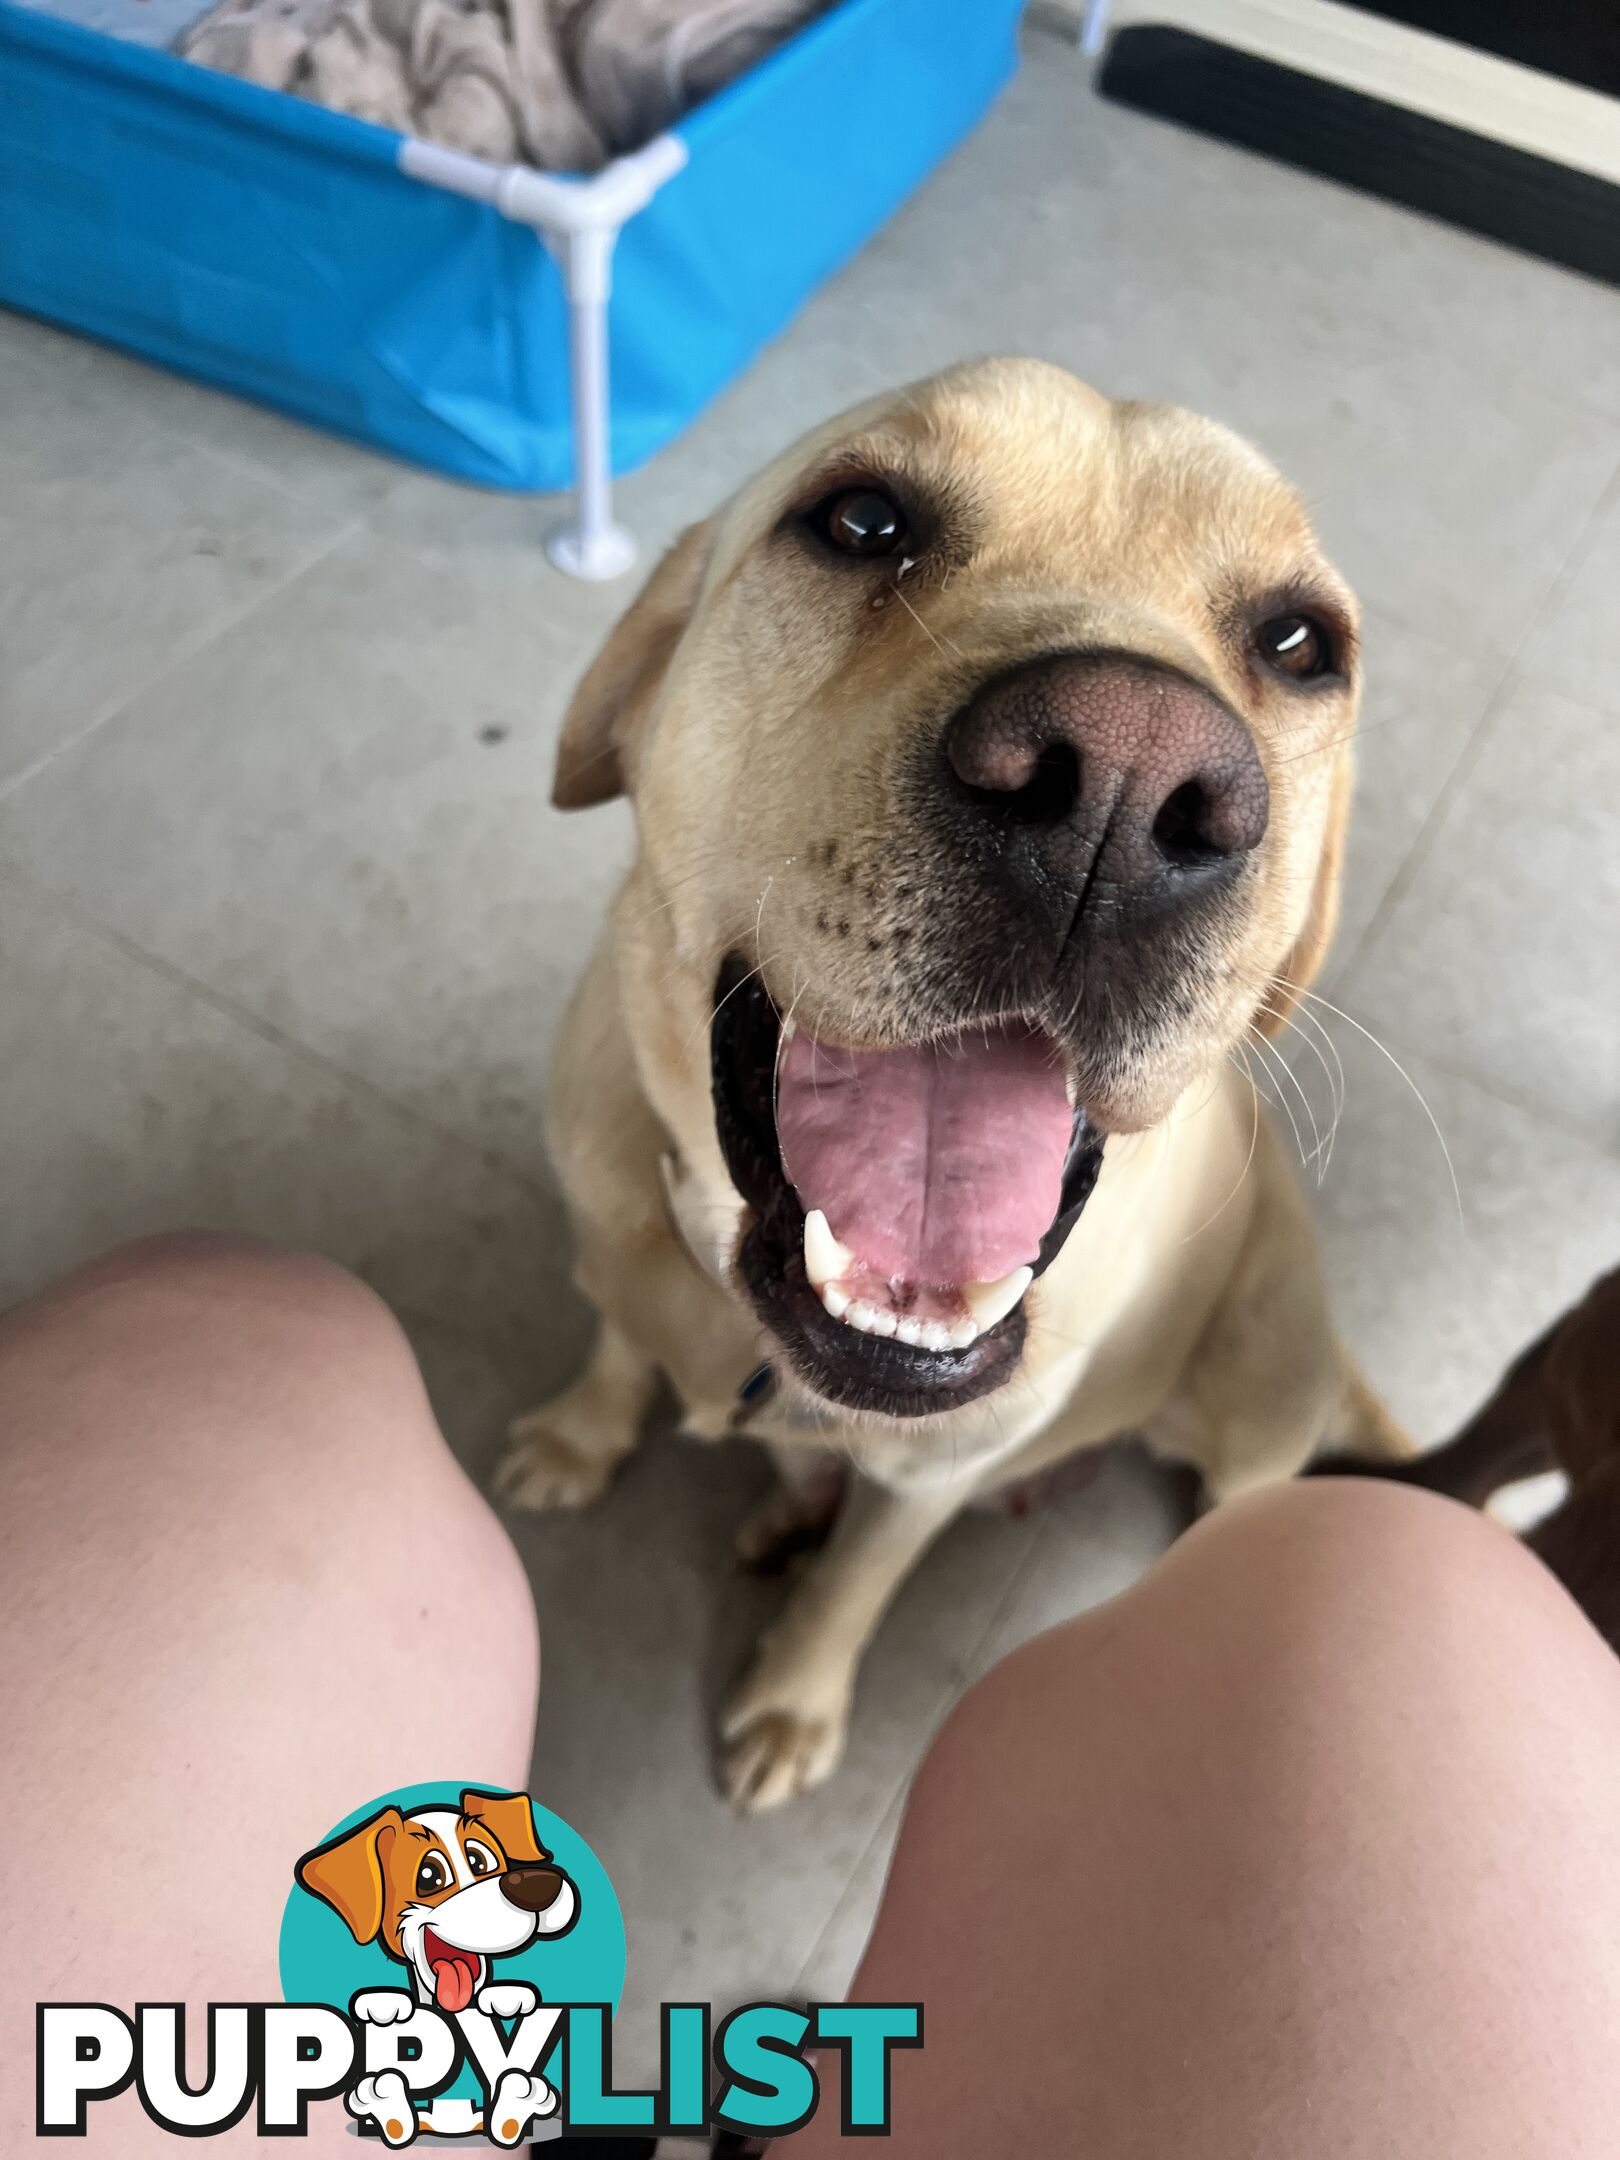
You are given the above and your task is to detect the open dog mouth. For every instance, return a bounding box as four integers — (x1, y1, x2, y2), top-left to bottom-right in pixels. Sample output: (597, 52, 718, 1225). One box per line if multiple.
(420, 1925, 484, 2013)
(712, 957, 1104, 1418)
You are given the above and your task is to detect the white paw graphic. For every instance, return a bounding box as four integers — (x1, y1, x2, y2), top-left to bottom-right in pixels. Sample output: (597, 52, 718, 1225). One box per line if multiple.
(352, 1988, 416, 2026)
(346, 2070, 417, 2145)
(485, 2068, 557, 2146)
(475, 1980, 539, 2021)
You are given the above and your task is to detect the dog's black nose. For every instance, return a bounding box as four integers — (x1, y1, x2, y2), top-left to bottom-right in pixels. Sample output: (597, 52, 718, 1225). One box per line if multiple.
(500, 1862, 567, 1913)
(944, 652, 1269, 934)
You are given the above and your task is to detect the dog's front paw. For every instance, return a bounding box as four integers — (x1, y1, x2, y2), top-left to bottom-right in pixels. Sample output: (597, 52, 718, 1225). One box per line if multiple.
(347, 2070, 417, 2145)
(722, 1705, 848, 1812)
(485, 2068, 557, 2147)
(352, 1988, 415, 2026)
(720, 1655, 851, 1812)
(496, 1413, 616, 1512)
(476, 1980, 539, 2021)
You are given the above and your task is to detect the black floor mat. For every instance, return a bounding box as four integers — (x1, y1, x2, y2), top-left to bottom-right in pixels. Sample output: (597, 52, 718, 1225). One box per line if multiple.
(1097, 26, 1620, 290)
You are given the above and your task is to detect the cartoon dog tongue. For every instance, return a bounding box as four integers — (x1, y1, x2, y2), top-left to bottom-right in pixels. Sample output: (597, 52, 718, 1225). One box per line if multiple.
(426, 1935, 479, 2012)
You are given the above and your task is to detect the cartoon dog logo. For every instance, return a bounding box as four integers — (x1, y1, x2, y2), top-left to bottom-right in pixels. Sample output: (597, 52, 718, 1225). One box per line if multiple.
(295, 1788, 577, 2144)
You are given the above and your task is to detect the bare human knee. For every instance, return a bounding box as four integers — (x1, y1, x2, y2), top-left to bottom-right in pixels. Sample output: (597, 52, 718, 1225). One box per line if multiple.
(1171, 1474, 1610, 1700)
(1, 1241, 540, 2160)
(6, 1230, 443, 1495)
(1, 1230, 537, 1693)
(12, 1228, 410, 1378)
(916, 1475, 1619, 1852)
(841, 1479, 1620, 2160)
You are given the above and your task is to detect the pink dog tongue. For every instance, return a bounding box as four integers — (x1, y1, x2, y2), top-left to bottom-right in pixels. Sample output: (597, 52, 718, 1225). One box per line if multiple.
(777, 1022, 1073, 1285)
(430, 1947, 477, 2014)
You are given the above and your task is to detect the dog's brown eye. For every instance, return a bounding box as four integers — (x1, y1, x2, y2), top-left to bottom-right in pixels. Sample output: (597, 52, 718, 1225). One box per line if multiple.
(464, 1840, 499, 1877)
(1257, 614, 1333, 680)
(415, 1853, 450, 1897)
(814, 487, 909, 559)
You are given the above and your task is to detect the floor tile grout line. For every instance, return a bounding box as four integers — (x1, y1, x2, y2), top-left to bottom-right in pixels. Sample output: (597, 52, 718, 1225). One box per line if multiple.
(1316, 1001, 1620, 1171)
(356, 505, 586, 607)
(1398, 1045, 1620, 1166)
(167, 416, 408, 524)
(1336, 453, 1620, 988)
(1331, 655, 1520, 988)
(787, 1788, 906, 2004)
(788, 1514, 1056, 2000)
(11, 333, 594, 608)
(4, 309, 420, 530)
(1276, 967, 1620, 1173)
(957, 1511, 1063, 1683)
(27, 334, 588, 611)
(0, 515, 361, 806)
(0, 865, 560, 1205)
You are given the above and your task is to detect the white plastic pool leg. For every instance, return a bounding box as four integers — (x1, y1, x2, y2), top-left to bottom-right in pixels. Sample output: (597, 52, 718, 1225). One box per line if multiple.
(545, 224, 637, 582)
(397, 133, 686, 579)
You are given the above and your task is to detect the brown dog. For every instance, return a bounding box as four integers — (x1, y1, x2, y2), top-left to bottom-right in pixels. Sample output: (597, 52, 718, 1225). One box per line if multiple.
(498, 358, 1411, 1808)
(1317, 1268, 1620, 1649)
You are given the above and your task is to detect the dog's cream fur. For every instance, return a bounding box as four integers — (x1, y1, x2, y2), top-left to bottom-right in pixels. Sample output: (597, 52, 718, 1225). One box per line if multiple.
(499, 359, 1410, 1810)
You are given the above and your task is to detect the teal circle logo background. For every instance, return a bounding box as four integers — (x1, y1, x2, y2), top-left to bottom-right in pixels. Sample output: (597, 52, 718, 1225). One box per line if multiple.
(278, 1781, 625, 2090)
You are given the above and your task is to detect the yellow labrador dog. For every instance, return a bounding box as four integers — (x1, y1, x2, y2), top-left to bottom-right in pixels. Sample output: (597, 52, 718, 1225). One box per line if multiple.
(499, 358, 1408, 1810)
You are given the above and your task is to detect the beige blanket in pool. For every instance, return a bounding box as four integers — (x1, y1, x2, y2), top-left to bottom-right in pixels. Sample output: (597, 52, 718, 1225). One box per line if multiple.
(178, 0, 824, 169)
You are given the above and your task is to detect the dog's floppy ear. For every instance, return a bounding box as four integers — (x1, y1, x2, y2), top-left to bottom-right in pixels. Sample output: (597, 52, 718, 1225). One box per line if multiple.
(1256, 744, 1352, 1041)
(551, 519, 713, 811)
(294, 1807, 405, 1944)
(460, 1788, 549, 1865)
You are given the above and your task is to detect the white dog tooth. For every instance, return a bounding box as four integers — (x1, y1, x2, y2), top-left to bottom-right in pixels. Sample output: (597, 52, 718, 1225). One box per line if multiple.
(895, 1317, 924, 1346)
(918, 1320, 954, 1351)
(822, 1282, 851, 1319)
(949, 1318, 979, 1348)
(803, 1207, 856, 1291)
(848, 1300, 897, 1338)
(962, 1264, 1034, 1332)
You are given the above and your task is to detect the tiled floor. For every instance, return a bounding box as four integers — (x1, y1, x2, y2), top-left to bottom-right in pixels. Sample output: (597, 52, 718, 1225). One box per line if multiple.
(5, 22, 1620, 2080)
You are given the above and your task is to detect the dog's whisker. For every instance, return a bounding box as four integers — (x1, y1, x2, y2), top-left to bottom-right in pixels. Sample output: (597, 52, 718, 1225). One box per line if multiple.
(1247, 1022, 1324, 1180)
(614, 850, 746, 931)
(1271, 708, 1414, 767)
(553, 736, 622, 784)
(1024, 1316, 1095, 1356)
(1275, 993, 1346, 1130)
(1260, 998, 1346, 1181)
(753, 873, 777, 960)
(1278, 1027, 1336, 1182)
(888, 577, 962, 662)
(773, 974, 807, 1134)
(1277, 979, 1465, 1231)
(1244, 1024, 1314, 1176)
(620, 843, 805, 936)
(684, 952, 767, 1064)
(679, 874, 790, 1063)
(1179, 1047, 1261, 1247)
